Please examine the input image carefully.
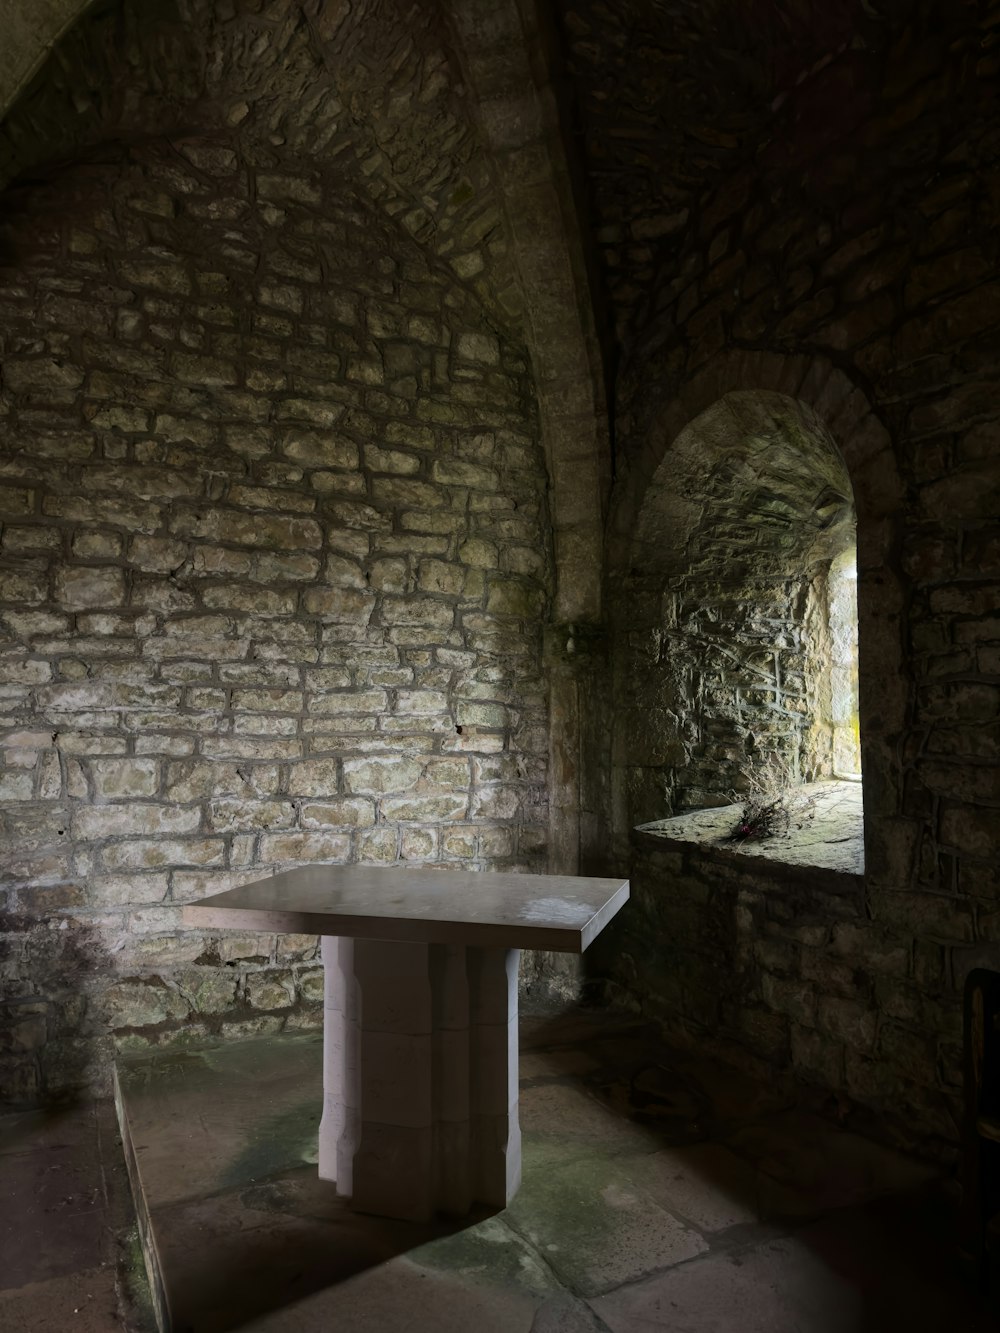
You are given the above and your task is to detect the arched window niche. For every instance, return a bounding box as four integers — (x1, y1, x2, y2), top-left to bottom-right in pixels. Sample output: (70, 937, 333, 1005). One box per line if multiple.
(612, 389, 862, 871)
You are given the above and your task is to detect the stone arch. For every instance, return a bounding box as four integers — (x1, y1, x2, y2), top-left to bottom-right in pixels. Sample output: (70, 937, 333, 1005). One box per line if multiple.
(440, 0, 613, 880)
(606, 349, 906, 878)
(0, 0, 92, 123)
(441, 0, 610, 626)
(0, 2, 583, 1096)
(0, 0, 518, 315)
(0, 0, 610, 632)
(610, 350, 901, 552)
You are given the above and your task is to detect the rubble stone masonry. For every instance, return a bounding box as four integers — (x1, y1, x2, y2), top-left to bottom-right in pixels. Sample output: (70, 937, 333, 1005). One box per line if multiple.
(0, 141, 550, 1104)
(2, 0, 998, 1160)
(589, 20, 1000, 1156)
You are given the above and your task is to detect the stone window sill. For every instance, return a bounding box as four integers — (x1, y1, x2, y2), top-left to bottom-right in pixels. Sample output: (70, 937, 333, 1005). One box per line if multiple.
(633, 779, 864, 886)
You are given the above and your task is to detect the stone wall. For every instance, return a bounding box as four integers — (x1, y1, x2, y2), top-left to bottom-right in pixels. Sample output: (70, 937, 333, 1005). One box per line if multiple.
(0, 0, 616, 872)
(0, 140, 550, 1105)
(0, 0, 522, 326)
(1, 0, 996, 1160)
(594, 19, 1000, 1151)
(595, 827, 965, 1156)
(616, 572, 824, 815)
(554, 0, 862, 341)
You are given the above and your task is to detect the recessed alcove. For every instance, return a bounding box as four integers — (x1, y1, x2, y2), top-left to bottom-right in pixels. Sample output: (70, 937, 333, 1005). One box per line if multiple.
(597, 385, 874, 1106)
(610, 389, 863, 858)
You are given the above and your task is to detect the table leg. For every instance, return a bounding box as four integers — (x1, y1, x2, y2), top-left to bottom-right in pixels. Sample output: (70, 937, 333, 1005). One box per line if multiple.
(318, 937, 359, 1192)
(317, 935, 521, 1222)
(469, 946, 522, 1209)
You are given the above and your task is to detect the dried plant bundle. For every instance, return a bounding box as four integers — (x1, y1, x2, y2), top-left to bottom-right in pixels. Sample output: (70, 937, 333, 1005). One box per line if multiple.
(727, 758, 816, 843)
(730, 791, 792, 841)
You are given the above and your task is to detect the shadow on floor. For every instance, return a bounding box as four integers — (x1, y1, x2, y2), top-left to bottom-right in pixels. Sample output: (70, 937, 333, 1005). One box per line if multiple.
(152, 1170, 500, 1333)
(519, 1007, 995, 1333)
(114, 1033, 518, 1332)
(3, 1009, 996, 1332)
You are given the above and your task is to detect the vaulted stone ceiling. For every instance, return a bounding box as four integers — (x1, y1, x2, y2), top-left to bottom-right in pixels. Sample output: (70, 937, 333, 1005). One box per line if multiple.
(631, 391, 854, 585)
(0, 0, 617, 622)
(5, 0, 999, 361)
(0, 0, 523, 324)
(550, 0, 996, 344)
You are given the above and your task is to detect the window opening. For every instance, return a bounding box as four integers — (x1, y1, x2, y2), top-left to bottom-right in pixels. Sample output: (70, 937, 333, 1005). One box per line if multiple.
(827, 548, 860, 779)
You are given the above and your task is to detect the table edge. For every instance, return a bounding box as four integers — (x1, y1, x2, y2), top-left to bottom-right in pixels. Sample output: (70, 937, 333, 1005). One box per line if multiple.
(182, 878, 630, 954)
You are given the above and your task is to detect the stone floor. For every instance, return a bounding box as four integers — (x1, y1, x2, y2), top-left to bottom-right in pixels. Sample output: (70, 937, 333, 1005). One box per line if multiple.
(2, 1006, 995, 1332)
(0, 1094, 154, 1332)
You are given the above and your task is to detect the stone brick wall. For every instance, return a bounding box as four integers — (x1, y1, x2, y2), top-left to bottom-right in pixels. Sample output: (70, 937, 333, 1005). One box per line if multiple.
(554, 0, 862, 341)
(594, 830, 963, 1156)
(615, 573, 824, 816)
(2, 0, 996, 1160)
(594, 21, 1000, 1151)
(0, 0, 522, 327)
(0, 140, 550, 1105)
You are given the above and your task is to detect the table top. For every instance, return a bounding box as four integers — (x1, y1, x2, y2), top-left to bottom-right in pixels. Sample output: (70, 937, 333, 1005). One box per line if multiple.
(181, 865, 630, 952)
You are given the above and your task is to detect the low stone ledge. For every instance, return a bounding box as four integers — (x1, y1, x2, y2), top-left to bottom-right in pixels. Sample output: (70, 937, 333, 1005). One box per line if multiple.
(633, 779, 865, 886)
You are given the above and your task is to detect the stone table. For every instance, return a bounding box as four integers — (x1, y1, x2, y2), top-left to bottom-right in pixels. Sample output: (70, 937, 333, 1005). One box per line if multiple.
(183, 865, 629, 1222)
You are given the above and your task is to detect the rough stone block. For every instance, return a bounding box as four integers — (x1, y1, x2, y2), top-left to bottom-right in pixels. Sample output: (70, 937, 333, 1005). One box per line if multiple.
(90, 758, 159, 799)
(301, 587, 375, 622)
(54, 567, 124, 609)
(300, 799, 375, 828)
(382, 793, 469, 822)
(100, 980, 189, 1028)
(259, 831, 352, 863)
(245, 970, 297, 1011)
(817, 997, 877, 1054)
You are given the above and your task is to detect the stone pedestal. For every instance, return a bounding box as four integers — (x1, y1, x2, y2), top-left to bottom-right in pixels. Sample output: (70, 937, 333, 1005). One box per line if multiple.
(318, 936, 521, 1222)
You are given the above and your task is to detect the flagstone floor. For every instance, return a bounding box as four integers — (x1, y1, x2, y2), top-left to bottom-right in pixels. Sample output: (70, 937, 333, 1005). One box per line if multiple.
(1, 1006, 994, 1332)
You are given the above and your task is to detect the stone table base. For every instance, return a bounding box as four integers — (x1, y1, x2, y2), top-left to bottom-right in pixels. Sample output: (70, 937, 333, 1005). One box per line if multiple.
(319, 937, 520, 1222)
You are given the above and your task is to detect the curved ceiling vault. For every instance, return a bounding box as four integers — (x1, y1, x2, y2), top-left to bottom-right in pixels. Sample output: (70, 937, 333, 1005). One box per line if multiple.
(0, 0, 612, 623)
(0, 0, 519, 320)
(632, 391, 854, 588)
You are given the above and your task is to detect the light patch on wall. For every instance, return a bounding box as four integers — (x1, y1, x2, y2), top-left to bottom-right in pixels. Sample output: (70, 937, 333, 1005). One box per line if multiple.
(828, 547, 861, 780)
